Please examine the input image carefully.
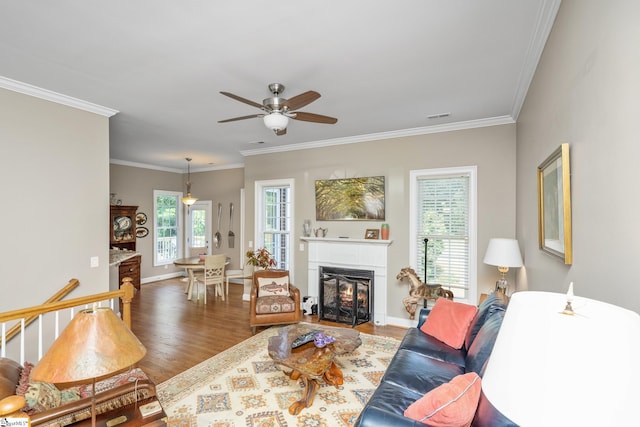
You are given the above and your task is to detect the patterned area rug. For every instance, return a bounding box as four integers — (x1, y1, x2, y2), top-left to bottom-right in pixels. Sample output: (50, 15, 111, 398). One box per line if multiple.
(156, 324, 400, 426)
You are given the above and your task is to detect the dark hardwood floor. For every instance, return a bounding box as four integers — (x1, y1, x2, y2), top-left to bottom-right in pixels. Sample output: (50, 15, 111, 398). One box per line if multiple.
(130, 277, 408, 384)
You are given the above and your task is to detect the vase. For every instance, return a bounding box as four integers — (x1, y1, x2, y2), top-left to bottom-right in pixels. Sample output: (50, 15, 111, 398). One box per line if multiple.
(381, 223, 389, 240)
(303, 220, 312, 237)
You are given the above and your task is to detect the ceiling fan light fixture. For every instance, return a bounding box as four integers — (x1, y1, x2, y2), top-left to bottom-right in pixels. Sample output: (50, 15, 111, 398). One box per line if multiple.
(220, 84, 336, 134)
(263, 112, 288, 132)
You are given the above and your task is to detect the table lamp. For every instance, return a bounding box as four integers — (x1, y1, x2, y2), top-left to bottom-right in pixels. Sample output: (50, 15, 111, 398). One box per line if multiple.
(482, 289, 640, 426)
(30, 306, 147, 427)
(482, 238, 523, 294)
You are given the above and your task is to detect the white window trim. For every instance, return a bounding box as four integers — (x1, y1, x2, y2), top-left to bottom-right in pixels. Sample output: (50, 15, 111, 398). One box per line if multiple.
(153, 189, 184, 266)
(255, 178, 295, 282)
(409, 166, 477, 305)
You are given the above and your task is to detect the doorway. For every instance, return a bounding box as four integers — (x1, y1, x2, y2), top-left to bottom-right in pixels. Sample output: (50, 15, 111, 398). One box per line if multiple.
(186, 201, 212, 254)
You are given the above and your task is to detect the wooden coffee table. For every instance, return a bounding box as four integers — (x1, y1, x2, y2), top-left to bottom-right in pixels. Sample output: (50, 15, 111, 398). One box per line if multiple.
(268, 324, 361, 415)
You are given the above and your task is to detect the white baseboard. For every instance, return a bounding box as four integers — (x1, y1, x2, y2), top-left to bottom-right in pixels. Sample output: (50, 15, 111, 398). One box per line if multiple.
(385, 315, 419, 329)
(141, 272, 185, 284)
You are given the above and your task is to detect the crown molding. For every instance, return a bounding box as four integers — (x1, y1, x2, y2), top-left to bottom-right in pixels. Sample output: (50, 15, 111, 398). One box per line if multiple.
(109, 158, 245, 173)
(0, 75, 118, 117)
(510, 0, 562, 119)
(109, 159, 182, 173)
(240, 115, 515, 157)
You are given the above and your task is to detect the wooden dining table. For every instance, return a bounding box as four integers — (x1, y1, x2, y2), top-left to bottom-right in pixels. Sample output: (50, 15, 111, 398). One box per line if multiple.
(173, 256, 230, 301)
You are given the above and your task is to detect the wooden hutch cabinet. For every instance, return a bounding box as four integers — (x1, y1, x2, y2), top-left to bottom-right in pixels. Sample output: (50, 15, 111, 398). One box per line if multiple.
(110, 205, 142, 290)
(110, 205, 138, 250)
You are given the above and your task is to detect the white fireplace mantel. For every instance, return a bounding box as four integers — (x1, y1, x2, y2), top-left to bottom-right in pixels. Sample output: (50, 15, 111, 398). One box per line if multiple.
(301, 237, 393, 326)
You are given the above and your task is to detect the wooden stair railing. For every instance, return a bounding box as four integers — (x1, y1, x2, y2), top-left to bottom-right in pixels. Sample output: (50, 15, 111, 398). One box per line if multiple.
(0, 278, 136, 362)
(0, 279, 135, 329)
(1, 278, 80, 345)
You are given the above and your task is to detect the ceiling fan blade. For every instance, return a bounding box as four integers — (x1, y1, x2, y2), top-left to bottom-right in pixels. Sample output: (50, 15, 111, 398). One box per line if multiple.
(292, 111, 338, 124)
(275, 128, 287, 136)
(283, 91, 320, 111)
(220, 91, 263, 109)
(218, 114, 262, 123)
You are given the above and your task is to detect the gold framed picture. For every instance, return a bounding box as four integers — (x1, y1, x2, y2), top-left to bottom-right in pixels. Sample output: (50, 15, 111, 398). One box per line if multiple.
(315, 176, 385, 220)
(538, 143, 572, 264)
(364, 229, 380, 239)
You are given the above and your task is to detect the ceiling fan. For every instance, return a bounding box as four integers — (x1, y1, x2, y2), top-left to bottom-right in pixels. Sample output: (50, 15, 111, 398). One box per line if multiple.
(218, 83, 338, 136)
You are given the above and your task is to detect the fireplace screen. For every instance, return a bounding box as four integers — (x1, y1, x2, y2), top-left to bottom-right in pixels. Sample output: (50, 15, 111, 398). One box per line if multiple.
(319, 267, 373, 326)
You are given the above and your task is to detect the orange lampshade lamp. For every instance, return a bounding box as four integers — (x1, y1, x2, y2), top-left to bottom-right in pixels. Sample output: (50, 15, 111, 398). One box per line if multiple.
(30, 306, 147, 427)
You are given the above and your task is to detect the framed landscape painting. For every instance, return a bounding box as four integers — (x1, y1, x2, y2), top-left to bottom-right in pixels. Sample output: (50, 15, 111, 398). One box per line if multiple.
(315, 176, 385, 221)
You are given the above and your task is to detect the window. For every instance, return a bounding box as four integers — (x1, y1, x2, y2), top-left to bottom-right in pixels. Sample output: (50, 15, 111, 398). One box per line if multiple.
(410, 166, 477, 303)
(255, 179, 294, 272)
(154, 190, 182, 266)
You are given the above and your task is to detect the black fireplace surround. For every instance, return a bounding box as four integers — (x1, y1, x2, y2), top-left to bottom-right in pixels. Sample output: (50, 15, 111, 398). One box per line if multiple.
(319, 266, 373, 326)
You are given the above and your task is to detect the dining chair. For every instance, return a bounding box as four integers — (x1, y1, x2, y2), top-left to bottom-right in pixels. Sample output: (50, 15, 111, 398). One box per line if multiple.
(193, 254, 226, 303)
(224, 266, 251, 301)
(189, 246, 208, 257)
(182, 246, 208, 292)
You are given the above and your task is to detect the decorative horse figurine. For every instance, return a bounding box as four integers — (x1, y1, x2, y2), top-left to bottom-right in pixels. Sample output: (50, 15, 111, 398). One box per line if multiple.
(396, 267, 454, 319)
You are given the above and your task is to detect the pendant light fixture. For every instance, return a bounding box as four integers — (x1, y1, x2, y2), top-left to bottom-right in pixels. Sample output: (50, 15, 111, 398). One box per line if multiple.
(181, 157, 198, 206)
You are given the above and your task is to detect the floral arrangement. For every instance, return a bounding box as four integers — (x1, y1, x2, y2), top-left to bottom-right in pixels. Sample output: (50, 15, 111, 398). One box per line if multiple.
(245, 248, 276, 269)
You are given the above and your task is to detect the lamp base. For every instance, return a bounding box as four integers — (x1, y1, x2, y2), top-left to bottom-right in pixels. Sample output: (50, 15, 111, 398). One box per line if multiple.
(495, 278, 509, 295)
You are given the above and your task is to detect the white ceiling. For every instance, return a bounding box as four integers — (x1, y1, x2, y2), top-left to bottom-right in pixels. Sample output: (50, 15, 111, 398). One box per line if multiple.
(0, 0, 560, 172)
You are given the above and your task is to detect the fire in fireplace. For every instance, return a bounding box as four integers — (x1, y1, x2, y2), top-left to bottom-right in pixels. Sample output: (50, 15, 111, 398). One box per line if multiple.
(319, 267, 373, 326)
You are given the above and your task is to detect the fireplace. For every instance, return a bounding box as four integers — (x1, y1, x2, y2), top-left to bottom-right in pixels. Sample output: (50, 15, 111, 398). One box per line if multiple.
(319, 267, 373, 326)
(303, 237, 392, 325)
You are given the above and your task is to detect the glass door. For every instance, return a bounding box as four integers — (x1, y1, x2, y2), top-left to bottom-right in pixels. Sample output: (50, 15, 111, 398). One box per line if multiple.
(186, 200, 212, 254)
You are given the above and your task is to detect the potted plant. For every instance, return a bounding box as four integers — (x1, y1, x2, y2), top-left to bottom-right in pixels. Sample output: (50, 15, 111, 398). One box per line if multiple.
(245, 248, 276, 270)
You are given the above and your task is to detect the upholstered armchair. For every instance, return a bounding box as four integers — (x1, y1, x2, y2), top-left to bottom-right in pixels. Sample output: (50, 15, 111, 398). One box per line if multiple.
(250, 270, 301, 334)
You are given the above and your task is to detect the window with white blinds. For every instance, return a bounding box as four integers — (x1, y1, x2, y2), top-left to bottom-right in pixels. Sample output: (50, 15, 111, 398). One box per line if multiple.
(410, 167, 477, 302)
(255, 179, 295, 273)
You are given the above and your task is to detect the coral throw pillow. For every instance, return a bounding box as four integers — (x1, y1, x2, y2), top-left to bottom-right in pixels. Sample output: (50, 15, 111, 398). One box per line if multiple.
(421, 298, 478, 349)
(404, 372, 482, 427)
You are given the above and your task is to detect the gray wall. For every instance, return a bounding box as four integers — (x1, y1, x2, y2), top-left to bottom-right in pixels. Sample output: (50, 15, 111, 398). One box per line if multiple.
(244, 124, 517, 321)
(0, 88, 110, 311)
(109, 164, 245, 280)
(516, 0, 640, 313)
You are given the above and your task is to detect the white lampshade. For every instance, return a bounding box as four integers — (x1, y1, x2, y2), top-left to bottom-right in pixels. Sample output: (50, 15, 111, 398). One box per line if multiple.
(482, 291, 640, 425)
(483, 238, 523, 267)
(263, 112, 288, 131)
